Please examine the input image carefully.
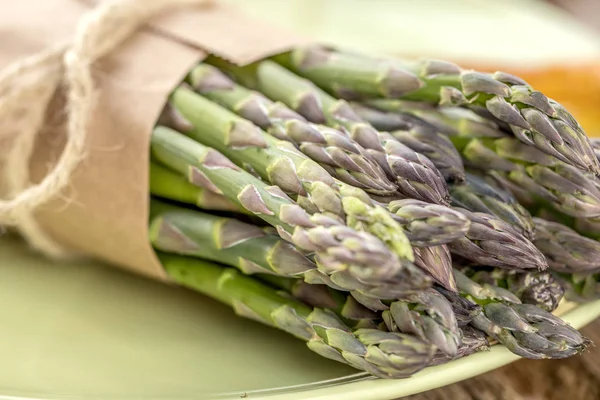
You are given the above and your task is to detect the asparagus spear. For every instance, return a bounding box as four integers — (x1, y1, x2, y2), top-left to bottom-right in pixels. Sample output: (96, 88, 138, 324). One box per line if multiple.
(151, 126, 431, 298)
(209, 57, 450, 205)
(149, 162, 245, 213)
(160, 253, 437, 378)
(167, 85, 416, 267)
(566, 140, 600, 240)
(449, 208, 548, 271)
(413, 245, 456, 292)
(533, 217, 600, 273)
(454, 270, 590, 359)
(149, 200, 318, 278)
(187, 64, 397, 196)
(381, 288, 461, 357)
(387, 199, 471, 247)
(352, 103, 465, 183)
(278, 47, 599, 175)
(449, 173, 535, 240)
(461, 267, 564, 312)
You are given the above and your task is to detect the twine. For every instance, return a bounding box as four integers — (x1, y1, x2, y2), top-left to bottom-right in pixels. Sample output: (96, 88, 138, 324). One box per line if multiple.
(0, 0, 213, 258)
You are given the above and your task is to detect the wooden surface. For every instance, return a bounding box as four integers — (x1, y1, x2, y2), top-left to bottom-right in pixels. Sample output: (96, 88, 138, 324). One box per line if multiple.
(402, 318, 600, 400)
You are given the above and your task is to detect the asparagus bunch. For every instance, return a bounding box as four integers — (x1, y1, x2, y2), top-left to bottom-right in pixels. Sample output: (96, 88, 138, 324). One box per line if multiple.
(187, 64, 398, 196)
(209, 57, 450, 205)
(276, 46, 600, 176)
(364, 101, 600, 218)
(455, 270, 590, 359)
(150, 200, 461, 355)
(151, 126, 430, 298)
(144, 46, 600, 376)
(167, 86, 420, 267)
(161, 253, 436, 378)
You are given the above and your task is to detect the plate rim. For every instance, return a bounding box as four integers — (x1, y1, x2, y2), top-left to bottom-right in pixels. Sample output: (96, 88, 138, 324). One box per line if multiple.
(210, 299, 600, 400)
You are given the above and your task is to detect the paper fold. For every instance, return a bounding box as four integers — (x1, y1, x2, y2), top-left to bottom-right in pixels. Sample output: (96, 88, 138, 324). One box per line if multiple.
(0, 0, 309, 280)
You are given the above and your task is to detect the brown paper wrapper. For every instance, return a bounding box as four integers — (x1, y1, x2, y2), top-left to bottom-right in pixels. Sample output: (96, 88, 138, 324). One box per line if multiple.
(0, 0, 311, 280)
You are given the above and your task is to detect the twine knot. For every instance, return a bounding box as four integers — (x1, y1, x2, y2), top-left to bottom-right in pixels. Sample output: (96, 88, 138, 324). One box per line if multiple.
(0, 0, 213, 258)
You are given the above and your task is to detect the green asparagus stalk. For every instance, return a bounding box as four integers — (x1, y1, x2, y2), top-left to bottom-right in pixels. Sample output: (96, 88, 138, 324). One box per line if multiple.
(277, 47, 599, 175)
(272, 46, 424, 99)
(454, 269, 590, 359)
(149, 162, 245, 214)
(149, 200, 318, 278)
(166, 85, 417, 268)
(387, 199, 471, 247)
(187, 64, 398, 196)
(533, 217, 600, 273)
(413, 245, 456, 292)
(351, 103, 465, 183)
(160, 253, 437, 378)
(209, 57, 450, 205)
(461, 267, 564, 312)
(150, 126, 430, 298)
(449, 208, 548, 271)
(449, 173, 535, 240)
(380, 288, 461, 357)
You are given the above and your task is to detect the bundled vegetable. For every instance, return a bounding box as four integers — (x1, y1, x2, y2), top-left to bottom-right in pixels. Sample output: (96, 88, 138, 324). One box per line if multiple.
(3, 0, 598, 384)
(145, 44, 599, 379)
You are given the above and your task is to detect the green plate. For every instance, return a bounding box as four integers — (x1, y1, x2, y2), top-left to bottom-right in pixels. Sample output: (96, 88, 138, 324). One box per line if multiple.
(1, 235, 599, 400)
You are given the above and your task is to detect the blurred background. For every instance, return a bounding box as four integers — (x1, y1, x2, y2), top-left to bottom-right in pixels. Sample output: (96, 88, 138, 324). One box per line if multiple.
(226, 0, 600, 137)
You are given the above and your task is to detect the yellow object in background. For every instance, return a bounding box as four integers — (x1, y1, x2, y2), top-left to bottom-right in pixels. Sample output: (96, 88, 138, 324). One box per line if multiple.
(514, 64, 600, 138)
